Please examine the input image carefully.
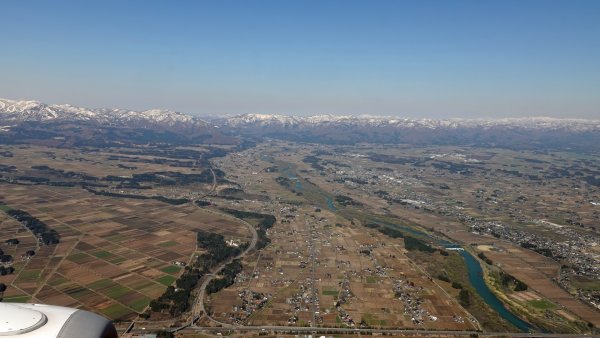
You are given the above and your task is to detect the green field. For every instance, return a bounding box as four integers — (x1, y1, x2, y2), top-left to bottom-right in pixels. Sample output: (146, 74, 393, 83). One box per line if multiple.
(101, 303, 133, 318)
(87, 279, 115, 291)
(128, 296, 152, 312)
(0, 203, 12, 212)
(362, 313, 386, 326)
(322, 289, 338, 296)
(66, 286, 94, 300)
(160, 265, 182, 274)
(16, 269, 41, 282)
(157, 275, 177, 286)
(67, 252, 91, 263)
(158, 240, 178, 247)
(528, 299, 557, 310)
(2, 295, 31, 303)
(103, 285, 131, 299)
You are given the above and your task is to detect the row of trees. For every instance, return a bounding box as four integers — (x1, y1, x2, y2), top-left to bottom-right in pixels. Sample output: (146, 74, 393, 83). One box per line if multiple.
(0, 266, 15, 275)
(0, 245, 15, 282)
(367, 222, 436, 253)
(220, 208, 276, 250)
(334, 195, 363, 207)
(6, 209, 59, 245)
(83, 186, 189, 205)
(148, 231, 248, 317)
(498, 271, 528, 291)
(478, 252, 493, 265)
(206, 259, 243, 294)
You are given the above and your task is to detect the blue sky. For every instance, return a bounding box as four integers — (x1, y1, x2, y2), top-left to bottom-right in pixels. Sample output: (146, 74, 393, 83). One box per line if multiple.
(1, 0, 599, 118)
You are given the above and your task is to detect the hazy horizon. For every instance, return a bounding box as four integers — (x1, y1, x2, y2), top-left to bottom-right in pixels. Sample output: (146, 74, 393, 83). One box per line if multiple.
(1, 0, 599, 119)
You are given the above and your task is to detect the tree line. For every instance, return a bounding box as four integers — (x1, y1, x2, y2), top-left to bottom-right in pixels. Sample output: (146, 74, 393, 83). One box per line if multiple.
(5, 209, 59, 245)
(220, 208, 276, 250)
(147, 230, 248, 317)
(367, 222, 436, 253)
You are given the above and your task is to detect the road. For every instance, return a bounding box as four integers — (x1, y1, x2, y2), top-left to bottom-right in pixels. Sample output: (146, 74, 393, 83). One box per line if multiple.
(128, 325, 597, 337)
(308, 220, 318, 327)
(127, 167, 258, 332)
(198, 167, 217, 200)
(190, 211, 259, 326)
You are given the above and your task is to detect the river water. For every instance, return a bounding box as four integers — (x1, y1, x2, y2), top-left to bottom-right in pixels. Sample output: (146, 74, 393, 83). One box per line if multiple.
(457, 249, 533, 332)
(384, 222, 533, 332)
(280, 164, 532, 332)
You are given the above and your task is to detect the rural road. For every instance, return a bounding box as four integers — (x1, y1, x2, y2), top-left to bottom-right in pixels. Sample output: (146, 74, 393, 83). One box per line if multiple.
(186, 164, 259, 326)
(205, 168, 217, 197)
(128, 166, 258, 332)
(190, 209, 259, 326)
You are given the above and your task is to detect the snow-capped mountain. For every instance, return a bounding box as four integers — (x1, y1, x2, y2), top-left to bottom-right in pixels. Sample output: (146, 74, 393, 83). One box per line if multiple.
(0, 98, 209, 130)
(213, 113, 600, 150)
(2, 97, 598, 149)
(217, 113, 600, 132)
(3, 98, 597, 132)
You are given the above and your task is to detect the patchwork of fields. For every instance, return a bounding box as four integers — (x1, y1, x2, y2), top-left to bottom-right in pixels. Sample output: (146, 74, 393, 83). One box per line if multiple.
(0, 183, 251, 320)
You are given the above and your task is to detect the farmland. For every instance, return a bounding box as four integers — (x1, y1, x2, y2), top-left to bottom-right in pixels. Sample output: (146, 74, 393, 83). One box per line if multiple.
(203, 140, 599, 334)
(0, 139, 599, 335)
(0, 144, 252, 320)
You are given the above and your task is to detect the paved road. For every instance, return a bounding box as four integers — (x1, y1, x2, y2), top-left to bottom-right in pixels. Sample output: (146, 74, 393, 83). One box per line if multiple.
(128, 168, 257, 332)
(203, 168, 217, 198)
(191, 211, 259, 326)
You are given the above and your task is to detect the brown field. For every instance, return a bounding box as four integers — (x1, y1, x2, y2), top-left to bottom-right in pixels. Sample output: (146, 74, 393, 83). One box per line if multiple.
(0, 183, 252, 319)
(207, 141, 599, 333)
(1, 141, 599, 334)
(206, 147, 480, 331)
(484, 245, 600, 326)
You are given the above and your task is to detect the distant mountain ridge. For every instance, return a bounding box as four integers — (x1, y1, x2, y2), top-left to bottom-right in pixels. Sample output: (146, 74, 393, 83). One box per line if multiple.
(1, 98, 599, 150)
(2, 97, 598, 131)
(0, 98, 209, 130)
(216, 113, 600, 131)
(214, 113, 600, 150)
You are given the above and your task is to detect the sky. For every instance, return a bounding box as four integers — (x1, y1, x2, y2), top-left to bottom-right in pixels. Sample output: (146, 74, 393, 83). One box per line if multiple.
(1, 0, 599, 119)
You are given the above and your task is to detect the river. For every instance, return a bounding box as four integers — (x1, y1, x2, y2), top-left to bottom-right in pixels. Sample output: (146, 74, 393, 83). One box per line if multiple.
(384, 221, 533, 332)
(279, 163, 532, 332)
(458, 249, 533, 332)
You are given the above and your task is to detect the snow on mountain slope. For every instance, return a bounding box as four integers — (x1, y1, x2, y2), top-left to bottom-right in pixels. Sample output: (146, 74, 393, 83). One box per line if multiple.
(0, 98, 209, 129)
(2, 98, 598, 132)
(218, 113, 600, 132)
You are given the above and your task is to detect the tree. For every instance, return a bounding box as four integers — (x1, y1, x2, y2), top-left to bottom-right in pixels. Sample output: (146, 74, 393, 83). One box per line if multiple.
(459, 289, 471, 307)
(0, 282, 6, 292)
(154, 330, 174, 338)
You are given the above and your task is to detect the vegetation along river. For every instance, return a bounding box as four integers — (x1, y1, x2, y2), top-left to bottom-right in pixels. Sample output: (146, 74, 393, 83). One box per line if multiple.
(282, 163, 532, 332)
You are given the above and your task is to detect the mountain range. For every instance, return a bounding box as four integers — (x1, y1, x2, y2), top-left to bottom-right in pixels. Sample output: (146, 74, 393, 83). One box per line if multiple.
(1, 97, 599, 150)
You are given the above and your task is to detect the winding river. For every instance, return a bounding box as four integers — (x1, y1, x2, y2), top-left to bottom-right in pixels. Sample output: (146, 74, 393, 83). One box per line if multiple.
(385, 221, 533, 332)
(279, 163, 532, 332)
